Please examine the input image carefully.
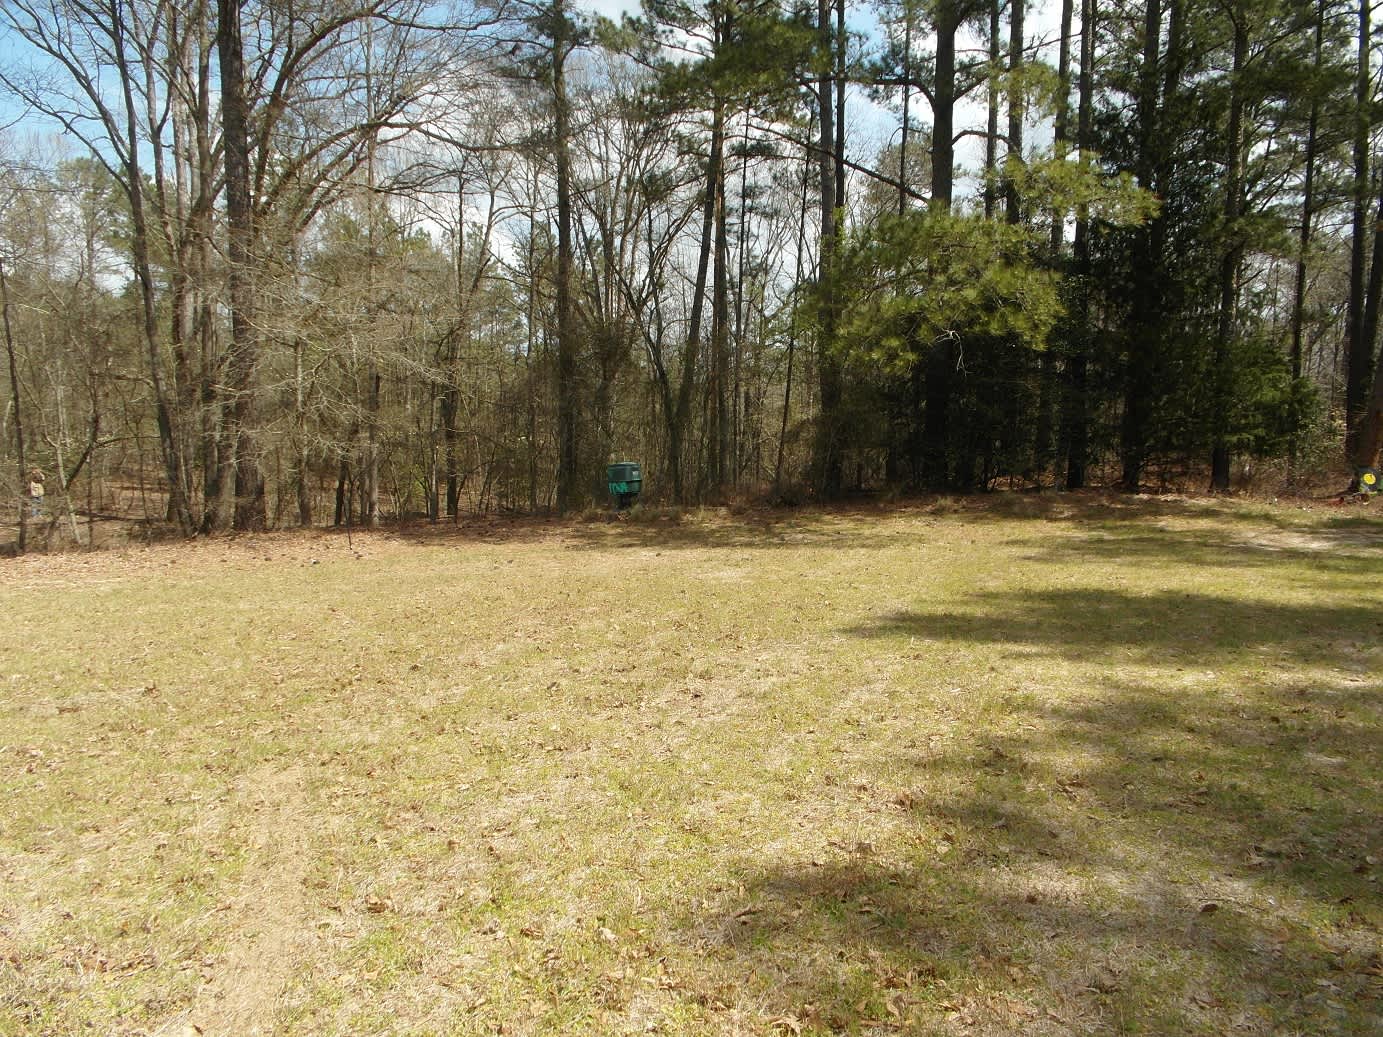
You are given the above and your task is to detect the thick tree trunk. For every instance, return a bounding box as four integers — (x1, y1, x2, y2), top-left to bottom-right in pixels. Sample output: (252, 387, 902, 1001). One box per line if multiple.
(1356, 187, 1383, 406)
(1290, 0, 1324, 389)
(922, 4, 961, 488)
(1, 258, 26, 552)
(1121, 0, 1166, 492)
(710, 13, 731, 495)
(216, 0, 265, 530)
(813, 0, 843, 498)
(553, 0, 579, 514)
(1064, 0, 1094, 490)
(1346, 0, 1373, 456)
(931, 4, 958, 213)
(1210, 6, 1247, 493)
(1289, 0, 1325, 469)
(1005, 0, 1025, 225)
(1354, 341, 1383, 470)
(1036, 0, 1072, 483)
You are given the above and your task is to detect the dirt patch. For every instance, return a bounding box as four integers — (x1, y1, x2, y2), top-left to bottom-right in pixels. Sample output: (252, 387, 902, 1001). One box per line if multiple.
(1240, 528, 1382, 554)
(177, 765, 314, 1036)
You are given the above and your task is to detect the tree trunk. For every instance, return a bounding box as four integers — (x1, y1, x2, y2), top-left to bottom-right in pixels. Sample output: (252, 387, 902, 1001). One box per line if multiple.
(776, 141, 812, 489)
(1345, 0, 1373, 456)
(922, 3, 961, 488)
(216, 0, 265, 530)
(710, 12, 731, 495)
(1005, 0, 1025, 225)
(1210, 4, 1247, 493)
(671, 97, 724, 504)
(1051, 0, 1074, 251)
(553, 0, 579, 514)
(1064, 0, 1094, 490)
(1289, 0, 1325, 467)
(931, 3, 958, 213)
(334, 454, 350, 526)
(984, 0, 1000, 219)
(115, 0, 196, 533)
(1353, 334, 1383, 470)
(899, 7, 914, 216)
(1121, 0, 1166, 492)
(1356, 186, 1383, 415)
(1, 258, 26, 552)
(444, 182, 465, 518)
(295, 338, 311, 526)
(813, 0, 843, 497)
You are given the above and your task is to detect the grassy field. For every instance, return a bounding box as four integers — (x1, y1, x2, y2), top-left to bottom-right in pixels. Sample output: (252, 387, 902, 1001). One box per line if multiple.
(1, 495, 1380, 1036)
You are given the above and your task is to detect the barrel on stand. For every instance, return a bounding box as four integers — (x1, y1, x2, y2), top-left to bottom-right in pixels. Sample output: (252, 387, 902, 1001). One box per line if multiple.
(607, 462, 642, 511)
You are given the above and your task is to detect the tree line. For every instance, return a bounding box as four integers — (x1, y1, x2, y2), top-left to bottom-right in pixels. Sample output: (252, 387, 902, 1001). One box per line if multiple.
(2, 0, 1382, 548)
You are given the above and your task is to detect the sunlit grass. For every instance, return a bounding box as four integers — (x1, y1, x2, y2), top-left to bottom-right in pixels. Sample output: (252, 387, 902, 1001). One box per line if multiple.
(1, 495, 1379, 1035)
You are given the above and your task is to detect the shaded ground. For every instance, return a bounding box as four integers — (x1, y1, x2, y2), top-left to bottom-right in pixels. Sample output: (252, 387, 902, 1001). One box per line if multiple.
(0, 496, 1379, 1035)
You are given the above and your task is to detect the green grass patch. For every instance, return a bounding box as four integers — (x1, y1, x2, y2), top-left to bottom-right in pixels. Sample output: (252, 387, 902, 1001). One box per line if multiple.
(1, 496, 1379, 1035)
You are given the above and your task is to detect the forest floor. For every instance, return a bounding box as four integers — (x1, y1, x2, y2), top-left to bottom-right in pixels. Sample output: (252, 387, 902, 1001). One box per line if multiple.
(0, 494, 1380, 1036)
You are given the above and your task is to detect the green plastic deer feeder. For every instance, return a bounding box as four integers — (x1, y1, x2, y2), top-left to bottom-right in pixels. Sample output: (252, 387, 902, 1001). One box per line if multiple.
(607, 461, 642, 511)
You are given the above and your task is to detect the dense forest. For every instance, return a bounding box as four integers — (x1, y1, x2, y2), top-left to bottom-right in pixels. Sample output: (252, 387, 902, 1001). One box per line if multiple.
(2, 0, 1382, 545)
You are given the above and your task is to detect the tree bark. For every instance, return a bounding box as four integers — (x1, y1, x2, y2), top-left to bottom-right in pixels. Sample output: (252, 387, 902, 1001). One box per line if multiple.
(1, 257, 27, 552)
(1064, 0, 1095, 490)
(670, 98, 723, 504)
(1005, 0, 1025, 225)
(899, 5, 914, 216)
(1345, 0, 1373, 456)
(931, 3, 959, 213)
(984, 0, 1000, 219)
(710, 11, 731, 495)
(216, 0, 265, 530)
(1353, 332, 1383, 470)
(813, 0, 843, 498)
(114, 0, 196, 533)
(553, 0, 579, 514)
(1051, 0, 1073, 251)
(922, 2, 962, 489)
(1210, 3, 1247, 492)
(1121, 0, 1166, 492)
(1289, 0, 1325, 468)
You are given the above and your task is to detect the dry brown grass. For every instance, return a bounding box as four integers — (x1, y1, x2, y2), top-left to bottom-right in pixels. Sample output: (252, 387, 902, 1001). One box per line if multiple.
(1, 495, 1380, 1035)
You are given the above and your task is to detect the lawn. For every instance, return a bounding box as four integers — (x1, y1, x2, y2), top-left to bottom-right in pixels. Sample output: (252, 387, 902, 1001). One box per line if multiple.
(1, 496, 1380, 1036)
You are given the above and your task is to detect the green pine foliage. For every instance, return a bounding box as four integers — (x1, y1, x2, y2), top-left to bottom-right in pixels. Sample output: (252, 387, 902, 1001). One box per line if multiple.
(831, 210, 1062, 374)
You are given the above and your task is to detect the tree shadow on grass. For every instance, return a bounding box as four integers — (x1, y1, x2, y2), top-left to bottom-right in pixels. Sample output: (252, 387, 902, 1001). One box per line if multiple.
(1010, 522, 1381, 577)
(370, 493, 1379, 555)
(689, 673, 1381, 1035)
(674, 586, 1381, 1034)
(846, 588, 1383, 668)
(375, 509, 917, 553)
